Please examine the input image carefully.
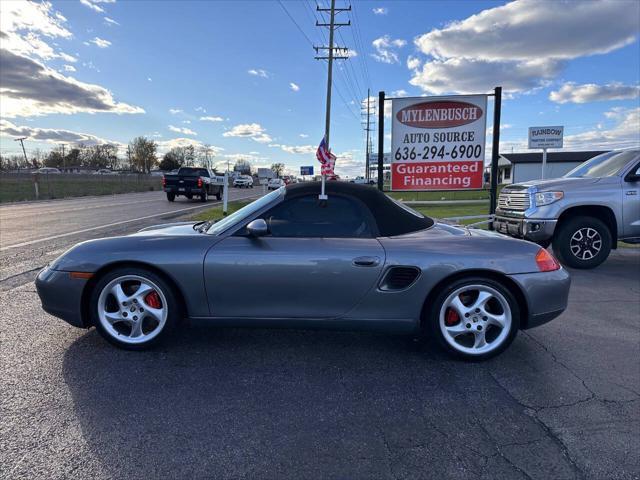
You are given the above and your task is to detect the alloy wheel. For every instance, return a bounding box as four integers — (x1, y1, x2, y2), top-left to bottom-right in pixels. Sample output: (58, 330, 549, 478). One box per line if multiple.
(439, 284, 512, 356)
(97, 275, 168, 345)
(569, 227, 602, 260)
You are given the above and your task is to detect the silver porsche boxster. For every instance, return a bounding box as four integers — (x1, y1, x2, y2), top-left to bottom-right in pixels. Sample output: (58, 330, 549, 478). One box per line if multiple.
(36, 182, 570, 360)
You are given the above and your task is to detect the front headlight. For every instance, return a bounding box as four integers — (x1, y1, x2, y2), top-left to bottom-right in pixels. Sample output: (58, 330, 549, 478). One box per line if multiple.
(535, 191, 563, 206)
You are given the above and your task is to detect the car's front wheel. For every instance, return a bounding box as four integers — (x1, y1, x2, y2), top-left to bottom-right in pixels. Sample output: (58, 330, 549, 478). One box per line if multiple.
(553, 216, 612, 269)
(427, 277, 520, 361)
(90, 268, 179, 350)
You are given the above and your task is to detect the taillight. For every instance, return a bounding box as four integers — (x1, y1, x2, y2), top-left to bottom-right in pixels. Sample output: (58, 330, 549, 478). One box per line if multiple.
(162, 176, 166, 186)
(197, 178, 203, 188)
(535, 248, 560, 272)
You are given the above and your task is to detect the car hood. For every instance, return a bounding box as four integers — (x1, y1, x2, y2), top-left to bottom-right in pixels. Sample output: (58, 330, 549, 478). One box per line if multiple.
(133, 221, 202, 236)
(513, 176, 600, 191)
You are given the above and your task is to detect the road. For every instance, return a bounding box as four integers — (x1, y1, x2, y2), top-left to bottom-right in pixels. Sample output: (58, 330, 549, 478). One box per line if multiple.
(0, 191, 639, 479)
(0, 189, 263, 290)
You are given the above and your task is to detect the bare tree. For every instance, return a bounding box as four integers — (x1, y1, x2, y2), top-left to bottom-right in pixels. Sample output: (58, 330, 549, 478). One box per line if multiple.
(129, 137, 158, 173)
(271, 162, 285, 178)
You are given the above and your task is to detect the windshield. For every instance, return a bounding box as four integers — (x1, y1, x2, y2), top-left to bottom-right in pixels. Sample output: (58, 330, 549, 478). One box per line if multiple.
(206, 188, 284, 235)
(564, 151, 638, 178)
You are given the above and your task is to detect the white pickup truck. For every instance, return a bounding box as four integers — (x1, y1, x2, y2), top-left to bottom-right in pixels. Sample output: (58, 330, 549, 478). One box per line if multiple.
(494, 149, 640, 269)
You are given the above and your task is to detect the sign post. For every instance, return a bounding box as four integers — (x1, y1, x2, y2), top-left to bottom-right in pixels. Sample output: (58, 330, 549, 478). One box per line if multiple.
(528, 126, 563, 180)
(222, 171, 229, 216)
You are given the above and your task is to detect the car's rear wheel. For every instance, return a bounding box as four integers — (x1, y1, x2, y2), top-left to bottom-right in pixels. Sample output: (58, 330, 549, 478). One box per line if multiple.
(553, 216, 611, 269)
(427, 277, 520, 361)
(216, 189, 222, 200)
(166, 192, 175, 202)
(200, 189, 208, 202)
(90, 268, 178, 350)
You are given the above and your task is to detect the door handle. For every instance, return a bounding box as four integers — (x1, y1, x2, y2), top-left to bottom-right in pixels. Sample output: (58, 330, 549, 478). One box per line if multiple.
(353, 256, 380, 267)
(625, 190, 638, 196)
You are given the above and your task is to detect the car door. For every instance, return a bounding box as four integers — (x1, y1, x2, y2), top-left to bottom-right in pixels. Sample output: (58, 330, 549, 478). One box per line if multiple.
(204, 194, 385, 319)
(622, 161, 640, 238)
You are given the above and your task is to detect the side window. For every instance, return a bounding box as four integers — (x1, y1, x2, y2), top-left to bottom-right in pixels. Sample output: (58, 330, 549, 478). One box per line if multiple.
(263, 195, 374, 238)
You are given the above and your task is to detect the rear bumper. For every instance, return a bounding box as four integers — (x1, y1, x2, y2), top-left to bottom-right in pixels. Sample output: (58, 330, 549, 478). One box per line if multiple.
(35, 267, 87, 328)
(494, 215, 557, 243)
(508, 268, 571, 329)
(164, 187, 204, 195)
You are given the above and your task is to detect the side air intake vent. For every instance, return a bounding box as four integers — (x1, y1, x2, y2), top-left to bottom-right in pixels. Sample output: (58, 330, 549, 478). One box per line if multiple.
(379, 266, 421, 291)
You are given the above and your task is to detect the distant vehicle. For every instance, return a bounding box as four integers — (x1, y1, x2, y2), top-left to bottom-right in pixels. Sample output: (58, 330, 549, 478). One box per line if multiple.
(494, 149, 640, 269)
(35, 167, 61, 175)
(93, 169, 115, 175)
(233, 175, 254, 188)
(149, 170, 165, 177)
(162, 167, 225, 202)
(350, 176, 375, 185)
(267, 178, 285, 190)
(36, 182, 570, 360)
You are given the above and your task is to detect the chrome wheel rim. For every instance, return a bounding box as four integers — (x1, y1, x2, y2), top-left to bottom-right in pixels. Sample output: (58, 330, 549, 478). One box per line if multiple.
(570, 227, 602, 260)
(439, 285, 512, 356)
(97, 275, 168, 344)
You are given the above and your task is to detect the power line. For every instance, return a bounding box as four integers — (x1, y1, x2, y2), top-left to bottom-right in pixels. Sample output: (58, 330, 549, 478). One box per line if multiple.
(277, 0, 315, 48)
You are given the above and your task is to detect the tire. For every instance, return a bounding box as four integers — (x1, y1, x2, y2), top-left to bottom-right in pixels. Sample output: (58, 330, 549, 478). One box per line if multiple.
(166, 192, 175, 202)
(200, 189, 208, 202)
(90, 267, 179, 350)
(552, 216, 612, 269)
(216, 189, 222, 200)
(426, 277, 520, 361)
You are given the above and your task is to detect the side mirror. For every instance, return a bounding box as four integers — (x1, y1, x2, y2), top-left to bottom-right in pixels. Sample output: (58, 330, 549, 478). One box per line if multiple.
(246, 219, 269, 237)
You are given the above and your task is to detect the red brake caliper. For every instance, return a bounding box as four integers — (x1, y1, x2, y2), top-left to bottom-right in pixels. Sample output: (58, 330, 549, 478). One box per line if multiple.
(144, 291, 162, 309)
(445, 308, 460, 326)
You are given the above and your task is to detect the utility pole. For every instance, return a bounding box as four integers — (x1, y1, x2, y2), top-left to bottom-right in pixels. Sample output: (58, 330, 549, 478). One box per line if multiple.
(127, 145, 132, 172)
(315, 0, 350, 198)
(14, 137, 28, 170)
(361, 88, 375, 180)
(60, 143, 66, 171)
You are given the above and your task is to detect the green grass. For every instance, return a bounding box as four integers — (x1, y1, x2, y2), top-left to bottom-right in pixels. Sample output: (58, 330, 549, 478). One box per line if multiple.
(191, 200, 252, 222)
(0, 173, 161, 203)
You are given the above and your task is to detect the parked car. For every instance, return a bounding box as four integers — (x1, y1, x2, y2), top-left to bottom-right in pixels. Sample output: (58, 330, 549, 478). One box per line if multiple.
(494, 149, 640, 269)
(93, 169, 115, 175)
(350, 176, 375, 185)
(35, 167, 61, 175)
(162, 167, 224, 202)
(267, 178, 285, 190)
(233, 175, 254, 188)
(35, 182, 570, 360)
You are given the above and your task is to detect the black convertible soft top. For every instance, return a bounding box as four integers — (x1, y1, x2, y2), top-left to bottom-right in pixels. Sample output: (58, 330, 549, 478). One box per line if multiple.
(285, 181, 434, 236)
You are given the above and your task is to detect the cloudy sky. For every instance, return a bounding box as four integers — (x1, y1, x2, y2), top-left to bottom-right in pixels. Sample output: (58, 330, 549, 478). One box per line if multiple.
(0, 0, 639, 176)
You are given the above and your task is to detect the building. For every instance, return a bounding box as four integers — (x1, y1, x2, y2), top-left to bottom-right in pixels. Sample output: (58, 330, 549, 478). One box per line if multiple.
(497, 151, 608, 184)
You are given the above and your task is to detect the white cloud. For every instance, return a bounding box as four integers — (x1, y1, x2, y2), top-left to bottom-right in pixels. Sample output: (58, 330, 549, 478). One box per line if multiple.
(0, 49, 143, 118)
(372, 7, 388, 15)
(89, 37, 111, 48)
(289, 82, 300, 92)
(563, 107, 640, 150)
(371, 35, 406, 64)
(156, 137, 222, 155)
(104, 17, 119, 26)
(410, 0, 640, 95)
(299, 133, 309, 138)
(223, 123, 272, 143)
(1, 119, 116, 146)
(391, 89, 408, 97)
(406, 55, 420, 70)
(80, 0, 105, 13)
(169, 108, 183, 114)
(550, 82, 640, 104)
(168, 125, 197, 136)
(248, 68, 269, 78)
(62, 64, 76, 72)
(272, 144, 316, 155)
(195, 106, 206, 112)
(409, 58, 562, 95)
(200, 116, 224, 122)
(182, 120, 191, 124)
(147, 77, 152, 82)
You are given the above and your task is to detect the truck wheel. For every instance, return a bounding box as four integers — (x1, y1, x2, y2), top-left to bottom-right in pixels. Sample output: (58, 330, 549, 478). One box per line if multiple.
(553, 216, 612, 269)
(200, 189, 208, 202)
(166, 193, 175, 202)
(216, 190, 222, 200)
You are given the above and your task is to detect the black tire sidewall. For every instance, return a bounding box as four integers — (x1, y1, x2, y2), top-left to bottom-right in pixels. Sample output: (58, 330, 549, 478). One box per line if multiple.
(166, 193, 175, 202)
(426, 277, 521, 361)
(90, 268, 178, 350)
(553, 216, 612, 269)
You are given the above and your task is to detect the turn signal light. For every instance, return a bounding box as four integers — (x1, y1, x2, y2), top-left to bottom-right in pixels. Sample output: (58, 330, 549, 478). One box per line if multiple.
(535, 248, 560, 272)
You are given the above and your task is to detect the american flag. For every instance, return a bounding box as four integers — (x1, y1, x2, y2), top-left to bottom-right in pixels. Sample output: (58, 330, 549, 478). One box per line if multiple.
(316, 136, 336, 176)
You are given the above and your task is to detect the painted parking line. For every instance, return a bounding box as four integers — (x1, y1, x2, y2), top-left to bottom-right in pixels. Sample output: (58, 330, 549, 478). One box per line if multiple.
(0, 192, 261, 251)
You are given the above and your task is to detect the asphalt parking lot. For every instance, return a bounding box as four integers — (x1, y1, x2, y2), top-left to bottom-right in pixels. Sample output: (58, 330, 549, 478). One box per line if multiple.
(1, 192, 639, 479)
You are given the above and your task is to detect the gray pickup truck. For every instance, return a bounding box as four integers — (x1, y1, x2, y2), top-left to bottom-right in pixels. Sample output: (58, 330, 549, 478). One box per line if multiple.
(494, 149, 640, 269)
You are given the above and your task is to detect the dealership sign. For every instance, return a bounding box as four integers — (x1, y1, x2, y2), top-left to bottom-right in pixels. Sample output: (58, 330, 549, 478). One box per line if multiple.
(391, 95, 487, 190)
(528, 126, 563, 149)
(300, 165, 314, 176)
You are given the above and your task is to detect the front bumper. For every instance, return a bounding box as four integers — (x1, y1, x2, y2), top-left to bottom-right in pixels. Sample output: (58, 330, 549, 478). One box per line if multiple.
(509, 267, 571, 329)
(35, 267, 88, 328)
(494, 215, 557, 243)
